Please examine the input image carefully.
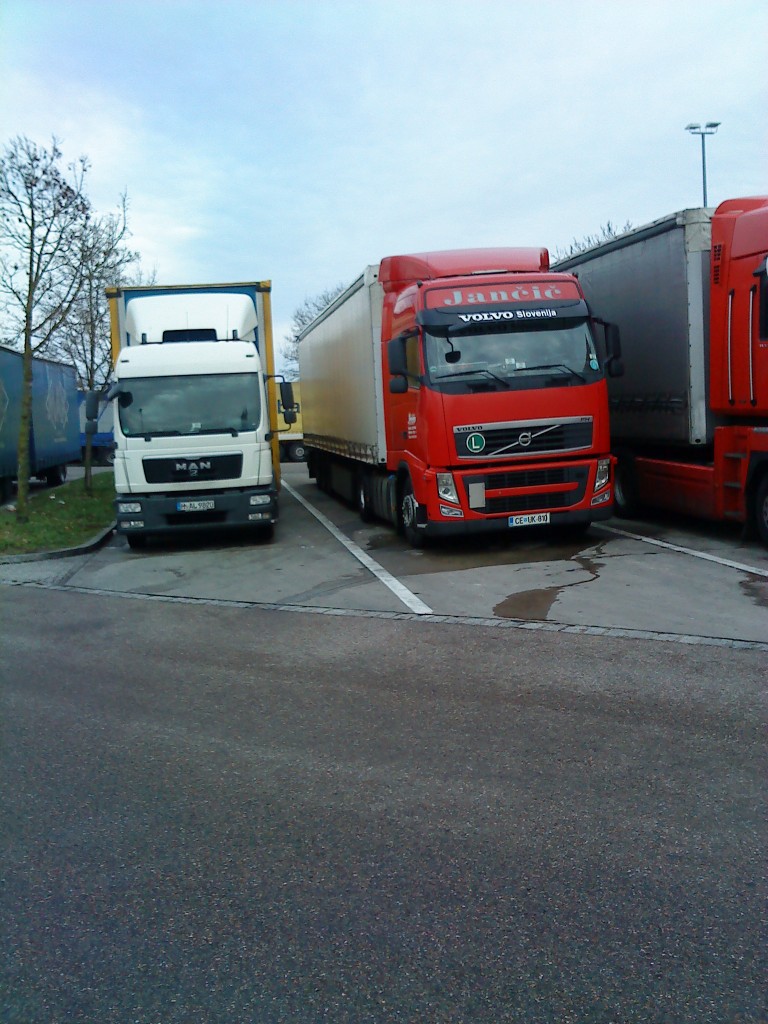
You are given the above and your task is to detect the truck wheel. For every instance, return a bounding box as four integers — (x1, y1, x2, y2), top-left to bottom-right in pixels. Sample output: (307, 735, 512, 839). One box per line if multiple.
(613, 455, 639, 518)
(754, 473, 768, 548)
(357, 472, 374, 523)
(288, 441, 306, 462)
(399, 477, 426, 548)
(45, 465, 67, 487)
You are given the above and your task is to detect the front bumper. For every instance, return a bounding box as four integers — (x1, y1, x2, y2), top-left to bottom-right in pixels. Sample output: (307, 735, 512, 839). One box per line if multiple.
(421, 502, 612, 538)
(115, 485, 278, 536)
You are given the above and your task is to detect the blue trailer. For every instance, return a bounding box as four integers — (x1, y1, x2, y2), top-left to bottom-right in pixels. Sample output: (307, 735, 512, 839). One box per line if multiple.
(0, 345, 81, 503)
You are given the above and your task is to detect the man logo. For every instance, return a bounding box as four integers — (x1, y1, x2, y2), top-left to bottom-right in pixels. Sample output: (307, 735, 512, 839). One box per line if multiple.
(175, 460, 212, 476)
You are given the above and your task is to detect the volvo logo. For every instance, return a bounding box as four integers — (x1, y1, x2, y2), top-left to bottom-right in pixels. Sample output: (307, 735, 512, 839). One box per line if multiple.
(517, 431, 532, 448)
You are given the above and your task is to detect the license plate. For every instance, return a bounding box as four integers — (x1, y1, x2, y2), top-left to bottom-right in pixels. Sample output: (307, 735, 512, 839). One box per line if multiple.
(509, 512, 550, 527)
(177, 499, 215, 512)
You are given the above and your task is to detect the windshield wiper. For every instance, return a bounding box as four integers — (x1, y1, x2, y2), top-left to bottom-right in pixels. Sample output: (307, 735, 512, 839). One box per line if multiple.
(137, 429, 183, 439)
(434, 368, 510, 388)
(135, 427, 241, 439)
(521, 363, 587, 383)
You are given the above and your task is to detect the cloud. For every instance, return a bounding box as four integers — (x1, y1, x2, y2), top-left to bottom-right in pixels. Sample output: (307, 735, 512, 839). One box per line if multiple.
(2, 0, 765, 329)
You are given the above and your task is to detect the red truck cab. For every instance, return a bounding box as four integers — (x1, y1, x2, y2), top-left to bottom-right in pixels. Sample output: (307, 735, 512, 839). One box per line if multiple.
(379, 248, 619, 544)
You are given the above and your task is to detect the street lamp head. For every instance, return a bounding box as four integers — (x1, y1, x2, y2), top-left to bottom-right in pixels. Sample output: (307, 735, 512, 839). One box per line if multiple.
(705, 121, 721, 130)
(685, 123, 701, 132)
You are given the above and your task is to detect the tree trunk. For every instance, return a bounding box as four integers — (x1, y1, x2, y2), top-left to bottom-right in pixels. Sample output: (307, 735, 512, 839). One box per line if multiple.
(15, 329, 34, 523)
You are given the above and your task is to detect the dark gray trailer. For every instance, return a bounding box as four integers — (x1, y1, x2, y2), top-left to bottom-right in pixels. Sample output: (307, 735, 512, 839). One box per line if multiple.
(556, 199, 768, 544)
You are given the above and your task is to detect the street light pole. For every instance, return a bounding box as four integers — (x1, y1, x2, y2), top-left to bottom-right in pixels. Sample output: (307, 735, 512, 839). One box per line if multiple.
(685, 122, 721, 207)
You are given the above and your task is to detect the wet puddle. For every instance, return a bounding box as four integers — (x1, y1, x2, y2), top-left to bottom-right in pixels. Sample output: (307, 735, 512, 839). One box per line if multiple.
(493, 550, 605, 620)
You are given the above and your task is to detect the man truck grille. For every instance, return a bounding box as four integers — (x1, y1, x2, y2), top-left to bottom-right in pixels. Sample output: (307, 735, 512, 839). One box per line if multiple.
(142, 454, 243, 484)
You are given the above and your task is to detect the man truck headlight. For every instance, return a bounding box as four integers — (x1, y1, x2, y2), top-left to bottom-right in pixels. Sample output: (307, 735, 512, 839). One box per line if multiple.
(118, 501, 142, 514)
(594, 459, 610, 492)
(436, 473, 459, 504)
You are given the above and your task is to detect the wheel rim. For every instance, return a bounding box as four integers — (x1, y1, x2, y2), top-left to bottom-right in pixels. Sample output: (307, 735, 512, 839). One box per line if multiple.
(402, 493, 416, 528)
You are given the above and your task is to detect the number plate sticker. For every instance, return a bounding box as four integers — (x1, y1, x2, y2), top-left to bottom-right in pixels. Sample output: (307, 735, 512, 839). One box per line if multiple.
(508, 513, 550, 527)
(177, 499, 215, 512)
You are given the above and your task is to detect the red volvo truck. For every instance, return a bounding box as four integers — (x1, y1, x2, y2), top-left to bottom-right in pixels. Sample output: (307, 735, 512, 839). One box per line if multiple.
(298, 248, 621, 546)
(557, 198, 768, 546)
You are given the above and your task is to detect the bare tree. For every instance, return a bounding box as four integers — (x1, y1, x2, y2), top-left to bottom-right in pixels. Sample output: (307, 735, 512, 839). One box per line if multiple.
(54, 197, 143, 492)
(0, 136, 91, 520)
(57, 196, 138, 390)
(553, 220, 633, 262)
(281, 283, 346, 379)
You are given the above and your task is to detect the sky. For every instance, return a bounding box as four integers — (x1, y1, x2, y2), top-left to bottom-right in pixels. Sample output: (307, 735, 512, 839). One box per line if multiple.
(1, 0, 766, 370)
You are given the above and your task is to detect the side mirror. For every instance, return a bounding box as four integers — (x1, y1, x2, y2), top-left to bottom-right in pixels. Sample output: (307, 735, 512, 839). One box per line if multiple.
(387, 336, 407, 376)
(282, 409, 298, 425)
(605, 323, 623, 377)
(387, 335, 409, 393)
(605, 323, 622, 361)
(607, 357, 624, 378)
(279, 380, 295, 410)
(85, 390, 100, 421)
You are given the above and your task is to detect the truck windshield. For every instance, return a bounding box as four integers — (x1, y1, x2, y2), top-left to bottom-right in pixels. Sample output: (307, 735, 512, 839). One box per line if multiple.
(117, 373, 261, 438)
(425, 320, 601, 390)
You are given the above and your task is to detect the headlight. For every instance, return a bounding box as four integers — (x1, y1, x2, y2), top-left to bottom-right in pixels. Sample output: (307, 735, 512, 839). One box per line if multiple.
(118, 501, 142, 514)
(250, 494, 271, 506)
(594, 458, 610, 492)
(436, 472, 459, 504)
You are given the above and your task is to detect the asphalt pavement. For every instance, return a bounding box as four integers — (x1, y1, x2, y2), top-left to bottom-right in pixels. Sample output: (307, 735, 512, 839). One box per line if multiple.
(2, 584, 766, 1023)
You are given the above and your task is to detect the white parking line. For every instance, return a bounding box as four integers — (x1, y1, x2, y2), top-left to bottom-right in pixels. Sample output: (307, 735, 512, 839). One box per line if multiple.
(595, 524, 768, 578)
(282, 481, 434, 615)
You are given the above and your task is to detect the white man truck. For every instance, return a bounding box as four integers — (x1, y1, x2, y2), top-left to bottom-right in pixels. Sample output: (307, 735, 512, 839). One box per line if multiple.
(90, 282, 295, 549)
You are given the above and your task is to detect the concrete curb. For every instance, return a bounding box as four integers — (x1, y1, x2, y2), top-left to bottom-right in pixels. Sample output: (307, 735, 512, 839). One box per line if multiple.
(0, 522, 117, 564)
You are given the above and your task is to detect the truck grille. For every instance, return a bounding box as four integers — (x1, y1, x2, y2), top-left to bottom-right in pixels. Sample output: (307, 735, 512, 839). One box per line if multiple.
(461, 465, 589, 515)
(142, 453, 243, 484)
(454, 417, 593, 459)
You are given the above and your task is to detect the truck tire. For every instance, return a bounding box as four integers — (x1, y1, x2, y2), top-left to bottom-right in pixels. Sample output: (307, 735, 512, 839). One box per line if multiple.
(288, 441, 306, 462)
(754, 473, 768, 548)
(45, 464, 67, 487)
(399, 476, 426, 548)
(356, 471, 374, 523)
(613, 454, 639, 518)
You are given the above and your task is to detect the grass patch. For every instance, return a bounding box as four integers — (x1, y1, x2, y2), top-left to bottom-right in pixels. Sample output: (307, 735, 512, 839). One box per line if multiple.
(0, 472, 115, 555)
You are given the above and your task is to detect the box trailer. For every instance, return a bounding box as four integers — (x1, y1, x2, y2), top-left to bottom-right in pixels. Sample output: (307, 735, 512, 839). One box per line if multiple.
(556, 198, 768, 545)
(0, 345, 80, 503)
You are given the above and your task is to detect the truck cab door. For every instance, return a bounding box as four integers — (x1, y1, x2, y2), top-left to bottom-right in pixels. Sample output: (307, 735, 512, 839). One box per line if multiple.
(386, 332, 423, 467)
